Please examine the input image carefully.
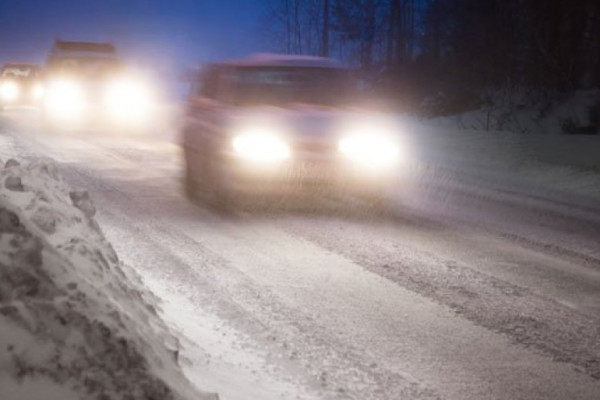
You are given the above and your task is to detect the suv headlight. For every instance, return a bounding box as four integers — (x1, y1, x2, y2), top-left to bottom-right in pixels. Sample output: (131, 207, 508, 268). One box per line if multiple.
(1, 81, 20, 101)
(232, 131, 291, 163)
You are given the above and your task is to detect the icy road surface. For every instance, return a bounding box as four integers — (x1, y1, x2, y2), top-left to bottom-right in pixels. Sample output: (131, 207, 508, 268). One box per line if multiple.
(1, 109, 600, 400)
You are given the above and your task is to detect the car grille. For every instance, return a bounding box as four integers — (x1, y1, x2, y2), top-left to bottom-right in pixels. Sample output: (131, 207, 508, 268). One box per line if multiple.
(294, 140, 336, 155)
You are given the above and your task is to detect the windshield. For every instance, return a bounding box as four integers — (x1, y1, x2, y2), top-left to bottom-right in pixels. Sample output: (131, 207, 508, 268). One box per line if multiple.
(230, 67, 352, 107)
(1, 65, 36, 78)
(46, 57, 122, 78)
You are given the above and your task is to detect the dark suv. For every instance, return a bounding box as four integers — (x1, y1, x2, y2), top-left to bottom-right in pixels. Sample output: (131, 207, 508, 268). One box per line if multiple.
(42, 40, 154, 131)
(182, 53, 403, 209)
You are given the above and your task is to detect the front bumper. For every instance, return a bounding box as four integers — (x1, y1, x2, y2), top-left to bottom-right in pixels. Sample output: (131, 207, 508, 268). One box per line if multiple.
(42, 101, 154, 131)
(222, 154, 398, 195)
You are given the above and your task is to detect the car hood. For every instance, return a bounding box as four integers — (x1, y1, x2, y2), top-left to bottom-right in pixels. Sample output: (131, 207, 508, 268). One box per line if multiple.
(226, 105, 363, 140)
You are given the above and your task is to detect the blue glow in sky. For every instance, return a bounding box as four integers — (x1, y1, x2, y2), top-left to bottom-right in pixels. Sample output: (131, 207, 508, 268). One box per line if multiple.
(0, 0, 270, 72)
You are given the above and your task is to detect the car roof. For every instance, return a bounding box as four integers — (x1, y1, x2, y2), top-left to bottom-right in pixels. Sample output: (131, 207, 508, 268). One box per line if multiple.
(216, 53, 346, 69)
(51, 40, 116, 54)
(1, 63, 40, 70)
(48, 40, 118, 61)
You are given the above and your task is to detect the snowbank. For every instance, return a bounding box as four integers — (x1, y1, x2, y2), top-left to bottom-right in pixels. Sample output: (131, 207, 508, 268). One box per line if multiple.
(397, 117, 600, 205)
(0, 159, 217, 400)
(424, 89, 600, 135)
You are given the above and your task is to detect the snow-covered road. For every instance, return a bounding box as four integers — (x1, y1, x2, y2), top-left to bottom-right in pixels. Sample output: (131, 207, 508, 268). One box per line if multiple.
(1, 109, 600, 400)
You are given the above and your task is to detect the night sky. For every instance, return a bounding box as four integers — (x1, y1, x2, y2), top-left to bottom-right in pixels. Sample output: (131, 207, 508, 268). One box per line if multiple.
(0, 0, 269, 75)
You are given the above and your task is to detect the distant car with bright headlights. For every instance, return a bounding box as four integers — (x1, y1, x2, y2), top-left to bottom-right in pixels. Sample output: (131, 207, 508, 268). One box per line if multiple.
(0, 63, 43, 110)
(182, 53, 404, 208)
(41, 40, 155, 131)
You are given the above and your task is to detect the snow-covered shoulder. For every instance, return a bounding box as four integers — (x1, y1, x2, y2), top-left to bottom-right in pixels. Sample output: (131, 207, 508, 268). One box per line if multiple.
(0, 159, 217, 400)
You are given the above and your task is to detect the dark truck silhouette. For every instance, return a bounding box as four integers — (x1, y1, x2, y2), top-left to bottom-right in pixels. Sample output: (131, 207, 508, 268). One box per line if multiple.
(42, 40, 153, 131)
(181, 53, 404, 210)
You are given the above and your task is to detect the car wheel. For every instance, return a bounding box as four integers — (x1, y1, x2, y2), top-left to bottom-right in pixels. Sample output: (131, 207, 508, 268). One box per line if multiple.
(185, 146, 234, 211)
(205, 154, 235, 211)
(184, 159, 199, 199)
(361, 186, 394, 215)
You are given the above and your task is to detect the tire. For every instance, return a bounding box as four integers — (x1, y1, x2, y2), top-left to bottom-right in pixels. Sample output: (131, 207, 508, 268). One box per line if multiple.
(369, 194, 393, 215)
(360, 185, 394, 215)
(204, 154, 235, 212)
(184, 146, 235, 211)
(184, 159, 199, 199)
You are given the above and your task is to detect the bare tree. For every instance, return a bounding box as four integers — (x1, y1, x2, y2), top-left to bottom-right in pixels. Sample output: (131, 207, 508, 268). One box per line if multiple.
(263, 0, 599, 105)
(319, 0, 330, 56)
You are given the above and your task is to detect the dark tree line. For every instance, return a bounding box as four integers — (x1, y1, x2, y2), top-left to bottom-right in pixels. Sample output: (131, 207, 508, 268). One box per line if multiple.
(264, 0, 421, 70)
(264, 0, 600, 106)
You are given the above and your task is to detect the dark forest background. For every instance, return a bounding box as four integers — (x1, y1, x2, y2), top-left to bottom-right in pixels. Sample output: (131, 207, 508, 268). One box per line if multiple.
(263, 0, 600, 120)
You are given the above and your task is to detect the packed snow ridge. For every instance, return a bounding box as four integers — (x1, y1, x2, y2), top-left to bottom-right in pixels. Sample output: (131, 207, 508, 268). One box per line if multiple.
(0, 159, 218, 400)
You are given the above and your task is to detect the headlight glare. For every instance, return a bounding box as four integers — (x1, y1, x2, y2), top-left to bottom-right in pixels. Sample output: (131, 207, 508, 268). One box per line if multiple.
(44, 80, 85, 119)
(339, 133, 400, 168)
(105, 79, 152, 122)
(1, 81, 20, 101)
(32, 84, 45, 100)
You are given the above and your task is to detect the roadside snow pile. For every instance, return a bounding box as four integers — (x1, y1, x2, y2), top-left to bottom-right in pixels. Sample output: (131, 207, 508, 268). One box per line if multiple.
(0, 159, 217, 400)
(424, 89, 600, 134)
(398, 117, 600, 203)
